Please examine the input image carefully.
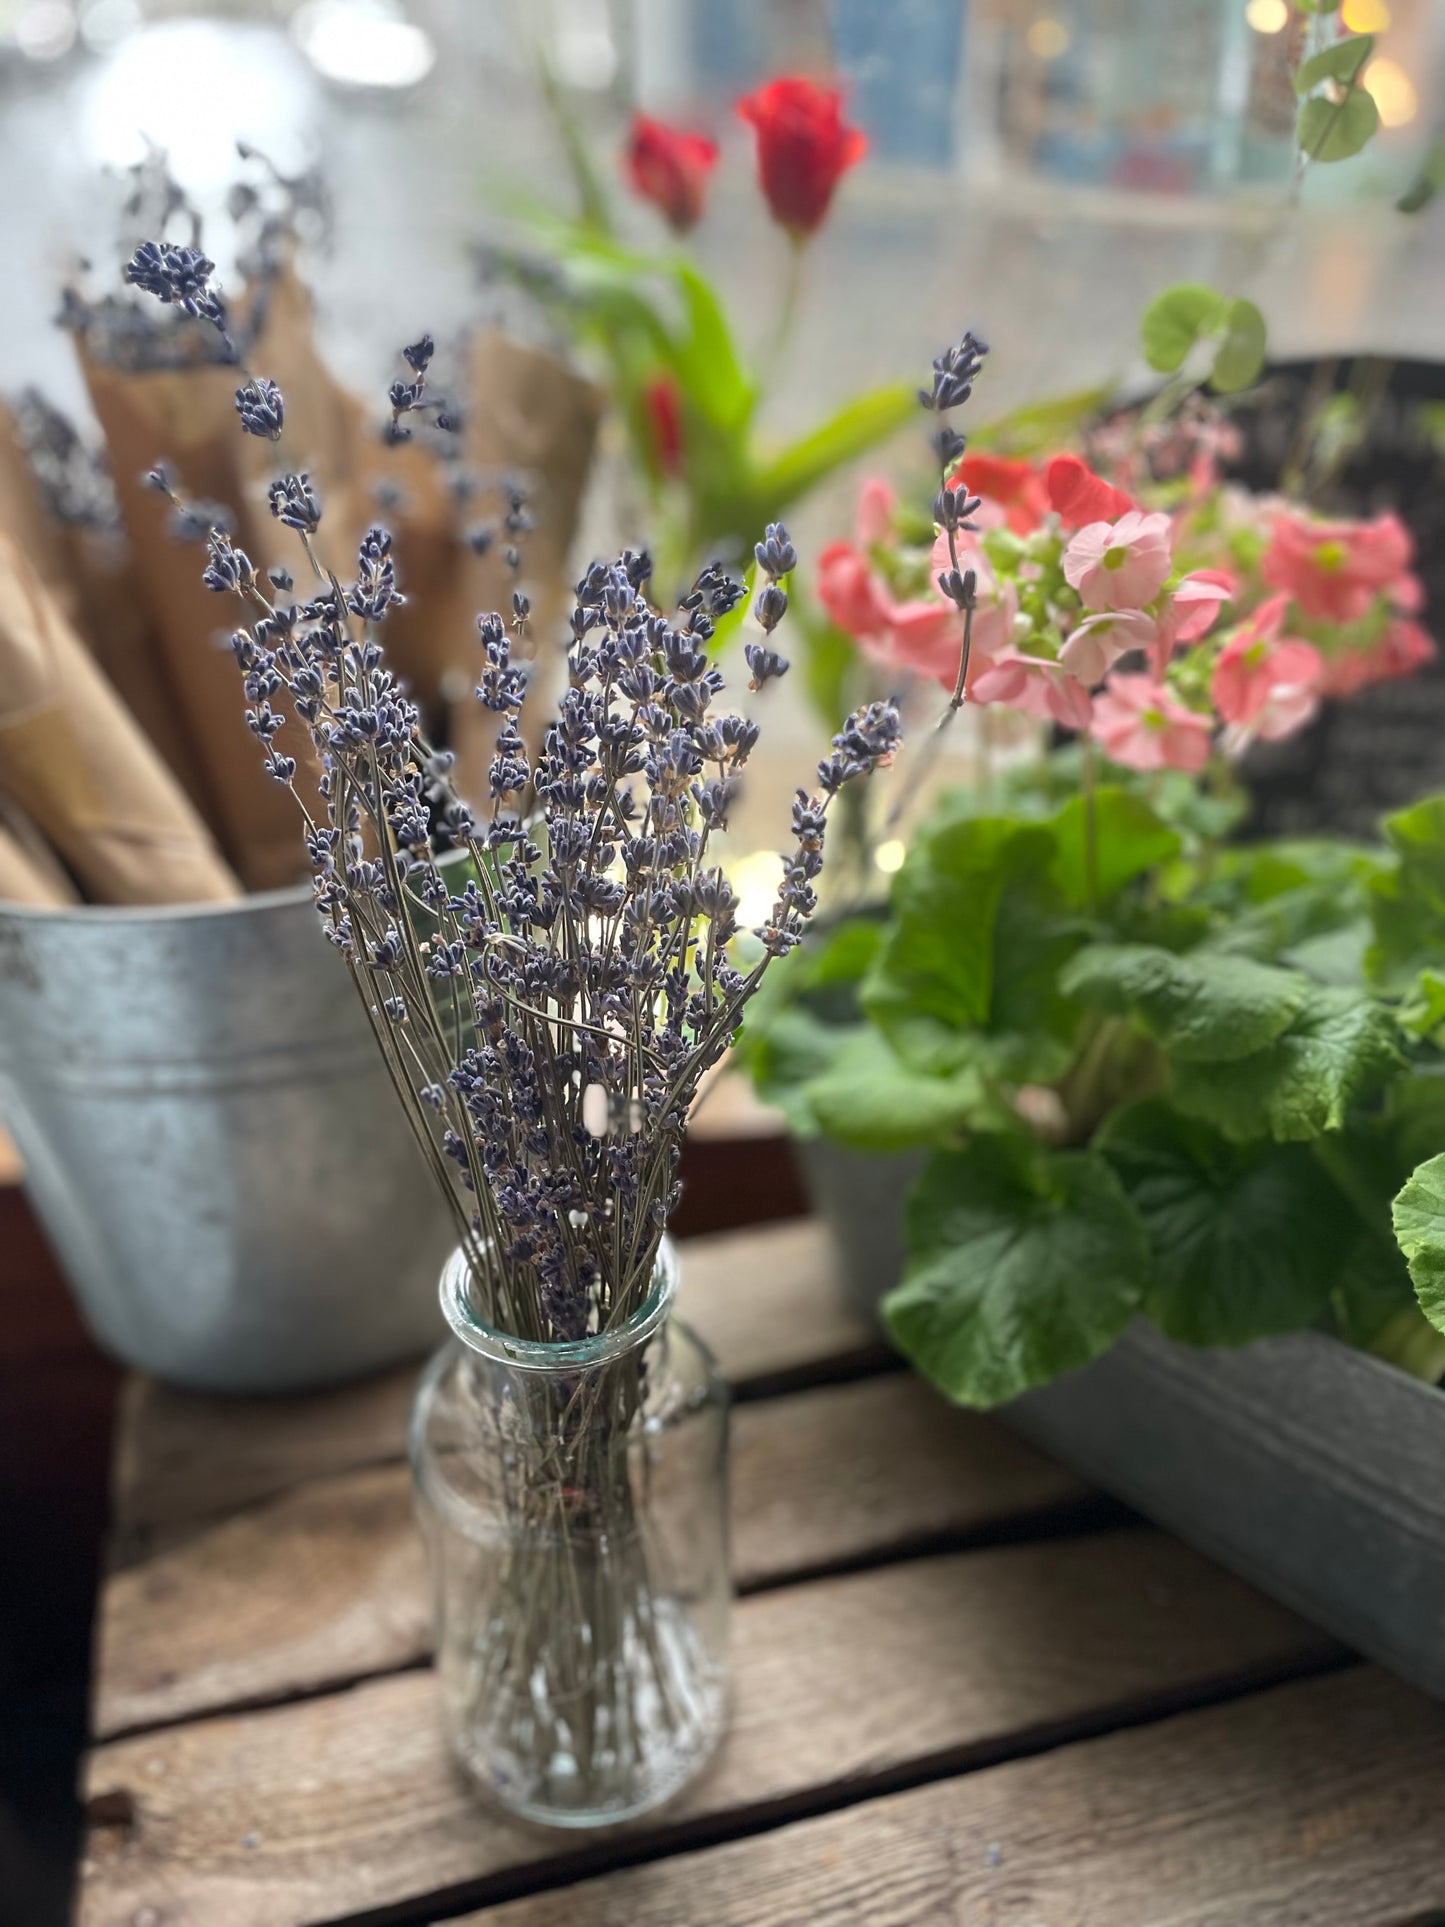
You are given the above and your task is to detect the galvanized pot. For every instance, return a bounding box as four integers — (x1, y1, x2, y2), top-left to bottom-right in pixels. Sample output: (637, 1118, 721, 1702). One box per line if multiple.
(0, 885, 453, 1391)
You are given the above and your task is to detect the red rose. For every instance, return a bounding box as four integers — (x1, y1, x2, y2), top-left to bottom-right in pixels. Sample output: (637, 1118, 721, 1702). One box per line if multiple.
(736, 77, 866, 237)
(643, 374, 685, 478)
(624, 114, 719, 234)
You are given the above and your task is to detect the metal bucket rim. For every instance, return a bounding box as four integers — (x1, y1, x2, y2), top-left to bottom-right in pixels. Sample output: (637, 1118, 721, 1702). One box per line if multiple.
(0, 878, 312, 929)
(0, 846, 473, 930)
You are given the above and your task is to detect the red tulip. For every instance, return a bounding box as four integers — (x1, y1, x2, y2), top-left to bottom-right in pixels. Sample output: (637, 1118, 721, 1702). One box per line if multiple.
(624, 114, 719, 233)
(736, 76, 866, 238)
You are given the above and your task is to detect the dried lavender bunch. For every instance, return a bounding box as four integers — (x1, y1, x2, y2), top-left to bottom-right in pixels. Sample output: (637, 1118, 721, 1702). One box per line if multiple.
(128, 247, 901, 1345)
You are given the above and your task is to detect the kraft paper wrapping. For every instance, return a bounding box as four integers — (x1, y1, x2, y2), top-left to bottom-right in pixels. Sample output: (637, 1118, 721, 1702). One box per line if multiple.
(0, 800, 75, 905)
(0, 532, 240, 904)
(0, 400, 210, 811)
(76, 266, 343, 890)
(445, 332, 605, 806)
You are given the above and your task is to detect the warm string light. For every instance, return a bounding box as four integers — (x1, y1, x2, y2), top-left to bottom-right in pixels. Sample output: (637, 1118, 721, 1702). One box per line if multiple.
(1245, 0, 1289, 35)
(1363, 55, 1419, 128)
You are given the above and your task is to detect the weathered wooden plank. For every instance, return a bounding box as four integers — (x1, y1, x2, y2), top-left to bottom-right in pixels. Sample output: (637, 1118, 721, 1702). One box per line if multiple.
(94, 1375, 1092, 1738)
(110, 1219, 874, 1540)
(462, 1667, 1445, 1927)
(80, 1531, 1338, 1927)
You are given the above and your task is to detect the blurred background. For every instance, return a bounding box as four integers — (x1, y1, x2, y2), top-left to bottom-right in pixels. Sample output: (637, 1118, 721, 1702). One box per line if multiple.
(2, 0, 1442, 420)
(0, 3, 1442, 1921)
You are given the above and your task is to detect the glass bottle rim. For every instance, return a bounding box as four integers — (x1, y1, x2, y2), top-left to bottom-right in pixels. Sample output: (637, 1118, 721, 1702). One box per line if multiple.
(439, 1236, 678, 1372)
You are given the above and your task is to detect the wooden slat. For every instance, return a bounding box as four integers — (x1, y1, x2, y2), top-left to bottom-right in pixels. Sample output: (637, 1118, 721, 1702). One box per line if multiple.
(80, 1530, 1338, 1927)
(464, 1667, 1445, 1927)
(110, 1219, 876, 1541)
(94, 1375, 1092, 1738)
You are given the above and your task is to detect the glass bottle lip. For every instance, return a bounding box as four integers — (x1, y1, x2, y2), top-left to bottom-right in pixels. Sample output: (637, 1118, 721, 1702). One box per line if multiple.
(438, 1236, 679, 1372)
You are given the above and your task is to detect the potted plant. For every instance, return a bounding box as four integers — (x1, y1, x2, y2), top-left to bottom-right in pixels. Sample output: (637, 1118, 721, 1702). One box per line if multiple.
(740, 352, 1445, 1694)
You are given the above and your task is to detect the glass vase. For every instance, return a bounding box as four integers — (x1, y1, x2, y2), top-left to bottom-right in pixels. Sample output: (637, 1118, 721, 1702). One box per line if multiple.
(409, 1238, 731, 1828)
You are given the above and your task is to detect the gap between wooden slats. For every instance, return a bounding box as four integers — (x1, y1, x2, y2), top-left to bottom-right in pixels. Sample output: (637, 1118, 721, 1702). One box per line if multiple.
(94, 1370, 1110, 1739)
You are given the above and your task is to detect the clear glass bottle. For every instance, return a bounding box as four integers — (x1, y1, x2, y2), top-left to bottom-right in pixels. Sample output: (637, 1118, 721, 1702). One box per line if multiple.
(410, 1238, 730, 1828)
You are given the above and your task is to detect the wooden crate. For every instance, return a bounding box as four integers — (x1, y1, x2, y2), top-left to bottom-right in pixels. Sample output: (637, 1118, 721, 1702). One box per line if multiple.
(78, 1221, 1445, 1925)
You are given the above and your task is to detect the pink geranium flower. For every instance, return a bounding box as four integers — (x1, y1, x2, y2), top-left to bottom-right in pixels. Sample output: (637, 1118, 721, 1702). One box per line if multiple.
(1060, 608, 1157, 688)
(817, 540, 890, 637)
(1091, 674, 1212, 773)
(928, 532, 1020, 669)
(1212, 595, 1322, 745)
(1063, 510, 1174, 613)
(970, 652, 1093, 729)
(865, 596, 967, 687)
(1149, 567, 1235, 675)
(1316, 617, 1438, 698)
(1261, 509, 1417, 624)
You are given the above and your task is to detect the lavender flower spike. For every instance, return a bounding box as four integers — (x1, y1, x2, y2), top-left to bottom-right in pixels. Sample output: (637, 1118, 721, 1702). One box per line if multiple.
(124, 240, 228, 334)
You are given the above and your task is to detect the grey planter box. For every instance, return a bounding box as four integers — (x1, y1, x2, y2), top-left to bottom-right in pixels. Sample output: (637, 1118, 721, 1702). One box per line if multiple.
(1007, 1326, 1445, 1702)
(794, 1137, 1445, 1702)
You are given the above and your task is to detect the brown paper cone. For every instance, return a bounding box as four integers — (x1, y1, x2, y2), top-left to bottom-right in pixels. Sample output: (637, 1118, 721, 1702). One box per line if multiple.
(76, 266, 346, 891)
(0, 802, 74, 906)
(447, 333, 605, 804)
(0, 531, 240, 904)
(0, 399, 215, 812)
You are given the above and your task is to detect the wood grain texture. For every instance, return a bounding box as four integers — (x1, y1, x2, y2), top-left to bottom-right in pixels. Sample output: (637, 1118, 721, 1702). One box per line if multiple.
(109, 1220, 874, 1543)
(94, 1375, 1090, 1738)
(463, 1667, 1445, 1927)
(80, 1531, 1337, 1927)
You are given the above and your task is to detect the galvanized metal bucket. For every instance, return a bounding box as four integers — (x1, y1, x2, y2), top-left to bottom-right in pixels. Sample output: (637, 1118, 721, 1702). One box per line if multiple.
(0, 885, 453, 1391)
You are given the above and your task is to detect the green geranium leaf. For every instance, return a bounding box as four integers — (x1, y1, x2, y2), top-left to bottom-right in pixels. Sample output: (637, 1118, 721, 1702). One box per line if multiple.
(1298, 86, 1380, 163)
(877, 818, 1052, 1030)
(1140, 283, 1226, 376)
(1368, 794, 1445, 991)
(1171, 988, 1402, 1142)
(884, 1139, 1150, 1407)
(1210, 298, 1267, 394)
(1047, 789, 1180, 910)
(1102, 1103, 1348, 1345)
(1060, 943, 1307, 1064)
(805, 1028, 997, 1152)
(864, 815, 1082, 1074)
(737, 1005, 849, 1134)
(1294, 32, 1373, 96)
(1392, 1153, 1445, 1335)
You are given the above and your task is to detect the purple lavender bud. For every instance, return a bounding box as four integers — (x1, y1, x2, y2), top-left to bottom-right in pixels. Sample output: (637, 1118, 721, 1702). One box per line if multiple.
(235, 376, 284, 440)
(753, 522, 797, 580)
(744, 640, 790, 689)
(921, 331, 989, 412)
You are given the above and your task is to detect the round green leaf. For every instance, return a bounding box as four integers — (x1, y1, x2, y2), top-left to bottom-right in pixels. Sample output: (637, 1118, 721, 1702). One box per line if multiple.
(1210, 298, 1268, 395)
(884, 1140, 1150, 1407)
(1294, 32, 1373, 97)
(1140, 283, 1227, 376)
(1298, 87, 1380, 163)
